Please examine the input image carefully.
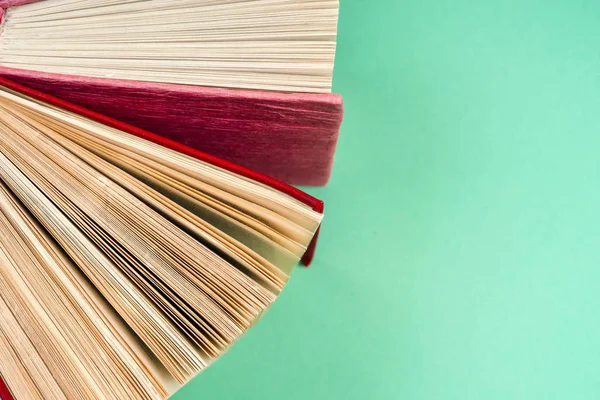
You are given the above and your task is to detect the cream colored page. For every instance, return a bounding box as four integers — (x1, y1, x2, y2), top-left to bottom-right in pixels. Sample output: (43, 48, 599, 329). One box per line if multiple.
(0, 0, 338, 93)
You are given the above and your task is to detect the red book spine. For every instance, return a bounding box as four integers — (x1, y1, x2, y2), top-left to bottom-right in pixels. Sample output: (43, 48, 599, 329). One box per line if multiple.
(0, 375, 13, 400)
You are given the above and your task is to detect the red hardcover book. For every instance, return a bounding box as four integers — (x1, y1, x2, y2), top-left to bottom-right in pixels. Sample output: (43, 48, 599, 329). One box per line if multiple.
(0, 74, 325, 400)
(0, 0, 344, 186)
(0, 76, 324, 266)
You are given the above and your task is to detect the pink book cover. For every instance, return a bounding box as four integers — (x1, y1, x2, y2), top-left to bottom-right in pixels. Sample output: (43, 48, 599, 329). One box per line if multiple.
(0, 0, 344, 186)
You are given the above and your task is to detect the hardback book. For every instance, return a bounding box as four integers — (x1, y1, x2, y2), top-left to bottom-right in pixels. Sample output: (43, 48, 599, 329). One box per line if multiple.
(0, 76, 325, 399)
(0, 0, 344, 186)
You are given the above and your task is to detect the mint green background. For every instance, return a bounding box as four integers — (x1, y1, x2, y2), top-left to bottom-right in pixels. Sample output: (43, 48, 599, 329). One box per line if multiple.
(175, 1, 600, 399)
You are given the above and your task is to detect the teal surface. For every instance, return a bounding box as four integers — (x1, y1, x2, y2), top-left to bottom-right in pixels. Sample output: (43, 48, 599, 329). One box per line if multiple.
(175, 1, 600, 399)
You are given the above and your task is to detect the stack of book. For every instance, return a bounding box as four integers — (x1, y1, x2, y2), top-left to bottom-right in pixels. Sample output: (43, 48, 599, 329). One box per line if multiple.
(0, 1, 342, 398)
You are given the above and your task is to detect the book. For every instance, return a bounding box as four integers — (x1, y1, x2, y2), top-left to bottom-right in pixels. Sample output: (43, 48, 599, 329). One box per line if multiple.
(0, 76, 325, 399)
(0, 0, 344, 186)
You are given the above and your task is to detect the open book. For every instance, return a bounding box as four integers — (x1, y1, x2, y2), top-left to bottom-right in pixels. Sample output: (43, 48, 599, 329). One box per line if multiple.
(0, 78, 324, 399)
(0, 0, 344, 185)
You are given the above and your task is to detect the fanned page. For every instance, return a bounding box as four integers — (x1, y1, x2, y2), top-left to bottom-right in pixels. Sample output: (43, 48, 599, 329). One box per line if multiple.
(0, 0, 339, 93)
(0, 84, 324, 399)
